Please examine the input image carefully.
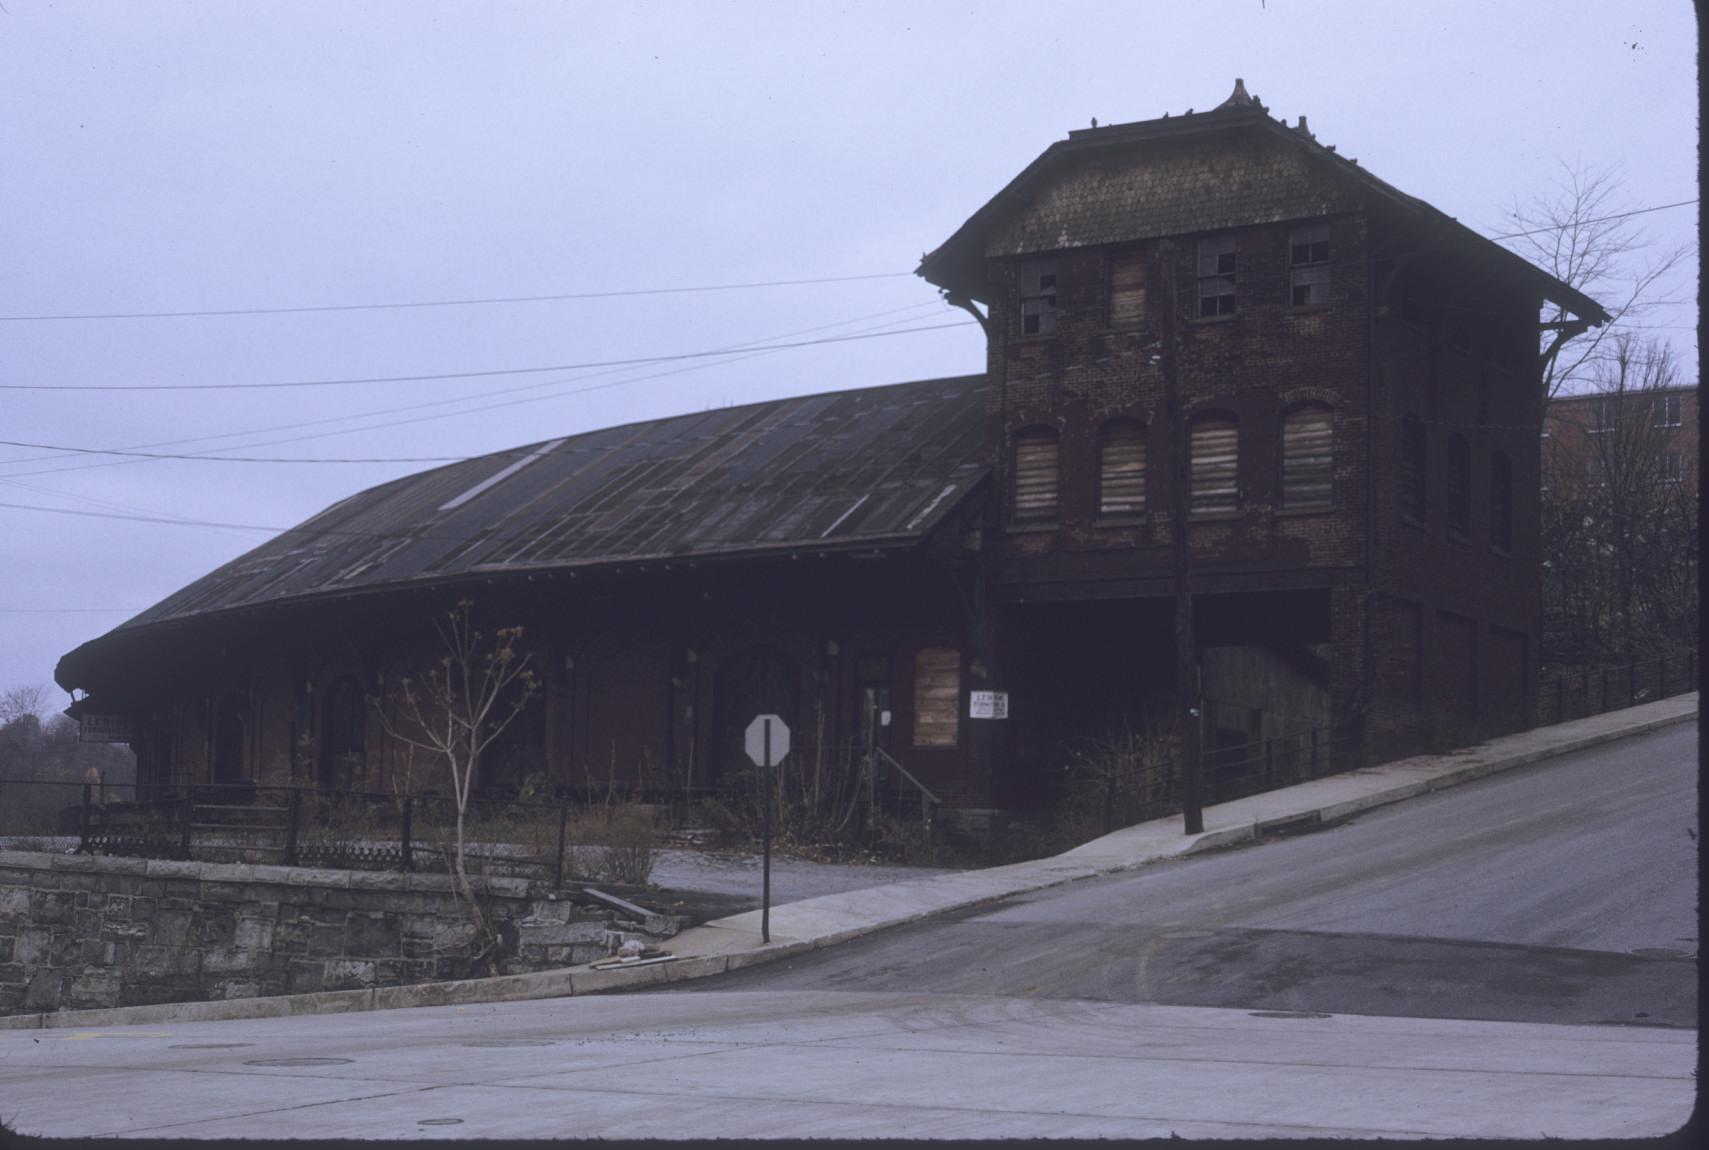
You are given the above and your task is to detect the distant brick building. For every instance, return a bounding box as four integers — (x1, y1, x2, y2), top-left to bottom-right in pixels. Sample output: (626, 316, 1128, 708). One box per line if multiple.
(1543, 385, 1699, 497)
(58, 82, 1605, 822)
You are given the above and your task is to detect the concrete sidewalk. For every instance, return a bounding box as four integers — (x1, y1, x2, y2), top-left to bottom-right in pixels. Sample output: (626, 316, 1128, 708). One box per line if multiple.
(3, 692, 1694, 1028)
(661, 691, 1698, 973)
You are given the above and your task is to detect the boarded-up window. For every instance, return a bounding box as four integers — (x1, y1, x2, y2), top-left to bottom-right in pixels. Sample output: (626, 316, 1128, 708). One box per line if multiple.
(1011, 428, 1060, 521)
(1445, 434, 1471, 539)
(912, 647, 961, 748)
(1489, 452, 1513, 552)
(1098, 421, 1146, 515)
(1280, 405, 1333, 510)
(1190, 416, 1239, 514)
(1108, 250, 1146, 327)
(1399, 415, 1427, 523)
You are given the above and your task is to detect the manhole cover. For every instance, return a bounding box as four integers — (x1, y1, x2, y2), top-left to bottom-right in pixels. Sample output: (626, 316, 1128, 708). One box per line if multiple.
(462, 1039, 556, 1048)
(169, 1043, 254, 1049)
(244, 1057, 354, 1067)
(1249, 1011, 1334, 1020)
(1631, 947, 1691, 958)
(419, 1118, 464, 1126)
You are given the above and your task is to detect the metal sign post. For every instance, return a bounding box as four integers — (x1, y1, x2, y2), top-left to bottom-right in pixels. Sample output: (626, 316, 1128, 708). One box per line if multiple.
(744, 714, 791, 944)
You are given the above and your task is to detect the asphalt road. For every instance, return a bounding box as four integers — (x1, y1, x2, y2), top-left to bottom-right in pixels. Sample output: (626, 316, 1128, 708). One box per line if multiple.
(680, 723, 1699, 1027)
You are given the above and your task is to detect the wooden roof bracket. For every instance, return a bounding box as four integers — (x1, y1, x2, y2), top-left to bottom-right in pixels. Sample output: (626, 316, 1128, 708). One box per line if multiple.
(944, 290, 991, 338)
(1538, 313, 1595, 382)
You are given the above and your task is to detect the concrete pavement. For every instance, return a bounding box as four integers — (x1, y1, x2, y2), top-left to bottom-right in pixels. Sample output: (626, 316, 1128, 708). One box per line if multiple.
(0, 990, 1693, 1139)
(1, 691, 1695, 1028)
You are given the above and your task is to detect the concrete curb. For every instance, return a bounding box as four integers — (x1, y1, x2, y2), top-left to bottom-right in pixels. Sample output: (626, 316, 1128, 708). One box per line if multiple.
(2, 699, 1692, 1030)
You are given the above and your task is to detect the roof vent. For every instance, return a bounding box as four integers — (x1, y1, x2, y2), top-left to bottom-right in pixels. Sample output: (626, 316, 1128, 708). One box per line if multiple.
(1217, 78, 1255, 109)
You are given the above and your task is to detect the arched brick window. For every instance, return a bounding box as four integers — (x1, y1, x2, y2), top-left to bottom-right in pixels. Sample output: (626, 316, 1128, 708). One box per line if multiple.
(1280, 404, 1334, 510)
(1097, 420, 1146, 516)
(1399, 415, 1427, 523)
(1011, 427, 1060, 521)
(1446, 433, 1472, 539)
(1489, 451, 1513, 552)
(318, 677, 367, 791)
(1190, 415, 1239, 514)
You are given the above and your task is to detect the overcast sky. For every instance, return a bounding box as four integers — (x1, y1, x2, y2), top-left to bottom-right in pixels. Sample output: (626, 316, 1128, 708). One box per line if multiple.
(0, 1, 1696, 702)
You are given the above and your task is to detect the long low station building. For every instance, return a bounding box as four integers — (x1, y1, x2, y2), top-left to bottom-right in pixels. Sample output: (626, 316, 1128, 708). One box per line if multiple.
(57, 82, 1603, 825)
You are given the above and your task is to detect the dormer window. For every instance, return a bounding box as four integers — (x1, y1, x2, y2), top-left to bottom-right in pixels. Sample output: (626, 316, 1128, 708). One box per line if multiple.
(1197, 235, 1237, 317)
(1289, 222, 1330, 307)
(1020, 258, 1059, 334)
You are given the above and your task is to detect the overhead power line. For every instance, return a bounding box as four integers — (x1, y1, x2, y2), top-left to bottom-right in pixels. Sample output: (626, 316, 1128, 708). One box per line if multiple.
(1485, 198, 1699, 243)
(0, 607, 144, 614)
(0, 438, 486, 465)
(0, 271, 917, 323)
(0, 320, 975, 392)
(0, 301, 953, 479)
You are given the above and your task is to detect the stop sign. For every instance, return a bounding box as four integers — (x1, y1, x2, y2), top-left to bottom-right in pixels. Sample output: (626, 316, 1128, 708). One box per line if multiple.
(744, 714, 791, 767)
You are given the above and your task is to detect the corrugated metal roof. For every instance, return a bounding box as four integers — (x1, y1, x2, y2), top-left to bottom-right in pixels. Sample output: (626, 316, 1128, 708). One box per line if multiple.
(113, 374, 990, 632)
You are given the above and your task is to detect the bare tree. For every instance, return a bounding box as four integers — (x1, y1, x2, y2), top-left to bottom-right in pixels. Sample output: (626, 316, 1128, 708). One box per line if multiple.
(373, 600, 538, 962)
(1502, 162, 1691, 404)
(1542, 334, 1697, 662)
(0, 684, 52, 727)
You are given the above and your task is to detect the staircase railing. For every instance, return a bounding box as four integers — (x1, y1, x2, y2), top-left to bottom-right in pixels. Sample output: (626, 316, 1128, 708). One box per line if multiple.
(871, 746, 942, 827)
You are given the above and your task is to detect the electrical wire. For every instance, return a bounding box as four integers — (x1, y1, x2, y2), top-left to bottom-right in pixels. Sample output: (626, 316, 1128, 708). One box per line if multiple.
(0, 302, 958, 479)
(0, 320, 976, 392)
(0, 271, 917, 323)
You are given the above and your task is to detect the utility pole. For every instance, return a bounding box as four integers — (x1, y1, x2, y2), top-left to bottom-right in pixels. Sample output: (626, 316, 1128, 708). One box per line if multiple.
(1158, 239, 1204, 834)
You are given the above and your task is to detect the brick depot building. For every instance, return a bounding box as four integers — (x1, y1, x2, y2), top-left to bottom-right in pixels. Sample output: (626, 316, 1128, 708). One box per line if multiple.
(57, 82, 1605, 822)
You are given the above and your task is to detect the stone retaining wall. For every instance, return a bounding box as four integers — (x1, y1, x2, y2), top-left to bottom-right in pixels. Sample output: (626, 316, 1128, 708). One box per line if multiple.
(0, 850, 680, 1016)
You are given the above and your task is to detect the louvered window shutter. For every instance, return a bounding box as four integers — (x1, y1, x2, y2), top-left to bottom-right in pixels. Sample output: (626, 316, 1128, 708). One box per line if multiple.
(1012, 430, 1060, 520)
(1098, 422, 1146, 515)
(1108, 251, 1146, 327)
(1190, 418, 1239, 514)
(912, 648, 961, 748)
(1280, 407, 1333, 510)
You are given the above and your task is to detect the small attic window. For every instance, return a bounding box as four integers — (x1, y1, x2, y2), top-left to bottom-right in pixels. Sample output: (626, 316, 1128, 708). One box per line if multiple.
(1020, 257, 1059, 335)
(1197, 235, 1236, 317)
(1289, 222, 1330, 307)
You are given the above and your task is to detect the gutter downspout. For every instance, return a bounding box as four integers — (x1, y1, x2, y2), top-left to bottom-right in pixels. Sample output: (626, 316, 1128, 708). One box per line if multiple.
(1362, 228, 1378, 766)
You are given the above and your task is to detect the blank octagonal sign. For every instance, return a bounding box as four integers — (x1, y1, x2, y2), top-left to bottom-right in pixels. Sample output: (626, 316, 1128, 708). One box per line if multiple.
(744, 714, 791, 767)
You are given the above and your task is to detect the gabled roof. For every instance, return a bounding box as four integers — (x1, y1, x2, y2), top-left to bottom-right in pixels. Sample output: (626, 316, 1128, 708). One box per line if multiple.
(918, 80, 1608, 325)
(93, 373, 990, 638)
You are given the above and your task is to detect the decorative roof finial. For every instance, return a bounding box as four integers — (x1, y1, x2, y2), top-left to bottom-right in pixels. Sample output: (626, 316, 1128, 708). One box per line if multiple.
(1217, 78, 1254, 109)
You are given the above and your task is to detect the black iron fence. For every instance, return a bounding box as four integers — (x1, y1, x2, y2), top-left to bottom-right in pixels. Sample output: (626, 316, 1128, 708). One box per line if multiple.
(1199, 718, 1366, 806)
(0, 778, 701, 887)
(1536, 649, 1697, 727)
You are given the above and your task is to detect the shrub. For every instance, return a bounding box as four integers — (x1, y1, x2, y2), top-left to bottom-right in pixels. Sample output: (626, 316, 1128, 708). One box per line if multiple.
(1045, 727, 1180, 853)
(569, 804, 660, 887)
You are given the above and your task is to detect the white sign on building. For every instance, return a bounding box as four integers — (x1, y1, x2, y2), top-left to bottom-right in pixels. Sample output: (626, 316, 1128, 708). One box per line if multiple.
(79, 714, 132, 743)
(969, 691, 1009, 720)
